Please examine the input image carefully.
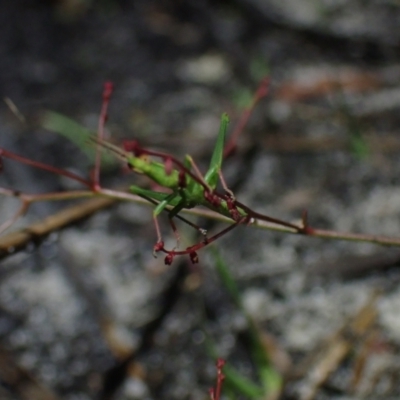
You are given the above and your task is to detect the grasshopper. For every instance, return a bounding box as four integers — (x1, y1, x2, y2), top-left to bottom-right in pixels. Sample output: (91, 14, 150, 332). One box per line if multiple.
(93, 113, 300, 265)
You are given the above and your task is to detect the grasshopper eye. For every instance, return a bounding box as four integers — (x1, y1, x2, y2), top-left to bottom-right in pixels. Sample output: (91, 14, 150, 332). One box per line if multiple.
(123, 140, 141, 156)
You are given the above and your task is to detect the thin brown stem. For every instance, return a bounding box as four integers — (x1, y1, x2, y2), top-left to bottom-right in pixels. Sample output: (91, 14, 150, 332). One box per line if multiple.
(185, 155, 212, 192)
(2, 181, 400, 261)
(218, 170, 235, 199)
(0, 196, 118, 260)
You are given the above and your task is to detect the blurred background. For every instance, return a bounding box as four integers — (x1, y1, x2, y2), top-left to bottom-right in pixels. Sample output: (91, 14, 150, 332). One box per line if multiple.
(2, 1, 400, 399)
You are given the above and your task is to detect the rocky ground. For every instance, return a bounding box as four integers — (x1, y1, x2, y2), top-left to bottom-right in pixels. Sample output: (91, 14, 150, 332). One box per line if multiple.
(1, 1, 400, 399)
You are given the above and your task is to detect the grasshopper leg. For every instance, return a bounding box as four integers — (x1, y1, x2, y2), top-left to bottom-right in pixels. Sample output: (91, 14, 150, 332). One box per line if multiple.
(152, 193, 180, 256)
(218, 170, 235, 200)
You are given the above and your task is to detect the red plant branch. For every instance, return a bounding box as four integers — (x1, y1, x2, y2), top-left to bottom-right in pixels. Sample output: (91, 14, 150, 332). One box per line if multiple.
(209, 359, 226, 400)
(0, 149, 92, 188)
(93, 81, 114, 190)
(223, 77, 270, 158)
(2, 78, 400, 266)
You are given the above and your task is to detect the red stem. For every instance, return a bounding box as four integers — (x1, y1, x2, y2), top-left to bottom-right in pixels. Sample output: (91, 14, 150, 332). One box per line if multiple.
(223, 77, 270, 158)
(94, 81, 114, 190)
(233, 199, 301, 232)
(159, 216, 249, 261)
(0, 148, 92, 188)
(209, 359, 226, 400)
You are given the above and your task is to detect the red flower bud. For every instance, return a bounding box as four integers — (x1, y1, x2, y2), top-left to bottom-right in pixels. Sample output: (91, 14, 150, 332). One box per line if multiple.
(123, 140, 141, 156)
(189, 251, 199, 264)
(164, 253, 174, 265)
(103, 81, 114, 100)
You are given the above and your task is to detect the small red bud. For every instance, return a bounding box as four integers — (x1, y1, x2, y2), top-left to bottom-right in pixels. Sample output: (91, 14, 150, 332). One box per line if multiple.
(189, 251, 199, 264)
(164, 253, 174, 265)
(103, 81, 114, 100)
(123, 140, 141, 156)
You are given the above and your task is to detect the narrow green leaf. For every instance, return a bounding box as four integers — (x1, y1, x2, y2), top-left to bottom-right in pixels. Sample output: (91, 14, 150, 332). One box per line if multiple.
(210, 246, 242, 309)
(250, 57, 270, 82)
(210, 246, 283, 395)
(204, 336, 264, 399)
(350, 134, 369, 160)
(42, 111, 94, 158)
(42, 111, 115, 166)
(223, 364, 265, 399)
(232, 88, 253, 109)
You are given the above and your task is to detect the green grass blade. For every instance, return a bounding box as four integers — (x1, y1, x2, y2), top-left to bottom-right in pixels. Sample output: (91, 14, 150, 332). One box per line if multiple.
(223, 364, 265, 398)
(210, 246, 283, 395)
(210, 246, 242, 309)
(42, 111, 93, 157)
(42, 111, 115, 165)
(205, 336, 264, 399)
(349, 132, 369, 159)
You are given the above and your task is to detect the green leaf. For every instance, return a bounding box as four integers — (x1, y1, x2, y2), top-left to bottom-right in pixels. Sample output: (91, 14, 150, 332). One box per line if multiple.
(250, 57, 270, 82)
(204, 336, 264, 399)
(223, 364, 265, 399)
(210, 245, 242, 309)
(350, 133, 369, 160)
(210, 246, 283, 395)
(42, 111, 94, 158)
(42, 111, 115, 166)
(232, 88, 253, 109)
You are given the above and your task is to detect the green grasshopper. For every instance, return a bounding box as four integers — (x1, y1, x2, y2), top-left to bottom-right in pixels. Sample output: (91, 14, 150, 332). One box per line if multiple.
(93, 113, 300, 265)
